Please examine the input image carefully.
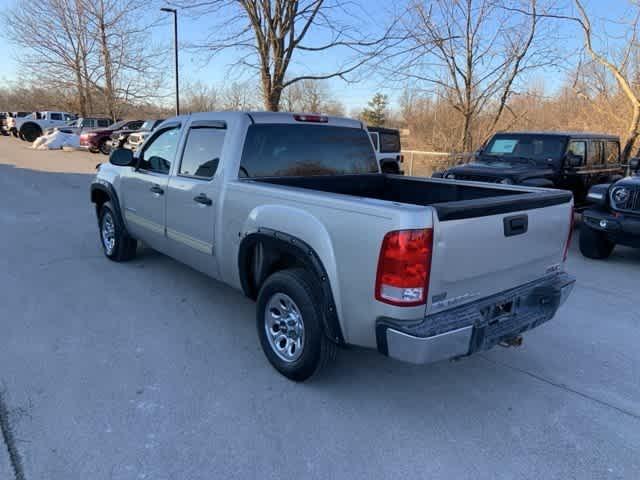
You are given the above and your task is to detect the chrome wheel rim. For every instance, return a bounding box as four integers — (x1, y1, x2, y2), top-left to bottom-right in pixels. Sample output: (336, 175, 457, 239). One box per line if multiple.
(101, 211, 116, 255)
(264, 293, 305, 363)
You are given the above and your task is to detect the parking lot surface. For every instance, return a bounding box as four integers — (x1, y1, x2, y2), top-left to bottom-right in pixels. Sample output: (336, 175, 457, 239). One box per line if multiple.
(0, 137, 639, 480)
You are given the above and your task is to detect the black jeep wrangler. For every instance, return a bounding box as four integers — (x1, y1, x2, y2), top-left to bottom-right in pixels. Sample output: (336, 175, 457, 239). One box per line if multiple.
(435, 132, 625, 205)
(580, 158, 640, 259)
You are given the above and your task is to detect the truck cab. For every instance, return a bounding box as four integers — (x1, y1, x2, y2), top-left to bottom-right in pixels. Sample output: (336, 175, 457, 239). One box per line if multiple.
(16, 111, 76, 142)
(437, 132, 625, 206)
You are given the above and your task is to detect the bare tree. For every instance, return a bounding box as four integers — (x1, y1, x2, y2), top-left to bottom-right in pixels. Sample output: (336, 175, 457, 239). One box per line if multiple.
(529, 0, 640, 161)
(3, 0, 97, 115)
(281, 78, 345, 114)
(183, 81, 220, 113)
(82, 0, 166, 120)
(387, 0, 555, 151)
(172, 0, 398, 111)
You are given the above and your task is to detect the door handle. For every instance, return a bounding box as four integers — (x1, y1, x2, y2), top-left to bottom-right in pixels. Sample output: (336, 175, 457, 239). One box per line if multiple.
(193, 193, 212, 206)
(150, 185, 164, 195)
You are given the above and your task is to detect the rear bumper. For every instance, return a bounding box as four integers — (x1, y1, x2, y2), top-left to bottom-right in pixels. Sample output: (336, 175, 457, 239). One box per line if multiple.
(377, 272, 575, 365)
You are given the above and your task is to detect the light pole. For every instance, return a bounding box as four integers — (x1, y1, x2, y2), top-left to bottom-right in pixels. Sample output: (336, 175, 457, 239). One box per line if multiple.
(161, 7, 180, 116)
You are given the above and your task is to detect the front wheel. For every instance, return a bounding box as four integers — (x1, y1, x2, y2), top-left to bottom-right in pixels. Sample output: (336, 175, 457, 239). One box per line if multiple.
(99, 139, 111, 155)
(579, 224, 614, 259)
(256, 268, 336, 381)
(21, 124, 42, 142)
(98, 202, 137, 261)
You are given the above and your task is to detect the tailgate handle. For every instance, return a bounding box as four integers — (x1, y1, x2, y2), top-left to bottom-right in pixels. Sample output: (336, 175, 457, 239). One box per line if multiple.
(504, 214, 528, 237)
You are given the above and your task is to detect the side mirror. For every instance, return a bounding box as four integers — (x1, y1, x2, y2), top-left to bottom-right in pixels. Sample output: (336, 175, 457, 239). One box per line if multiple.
(630, 157, 640, 172)
(566, 153, 583, 168)
(109, 148, 135, 167)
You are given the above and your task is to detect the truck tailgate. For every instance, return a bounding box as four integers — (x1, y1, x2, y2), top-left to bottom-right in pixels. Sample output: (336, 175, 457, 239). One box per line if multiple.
(427, 195, 572, 314)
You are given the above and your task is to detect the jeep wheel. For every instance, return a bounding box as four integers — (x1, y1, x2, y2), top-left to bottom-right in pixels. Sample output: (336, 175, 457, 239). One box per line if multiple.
(98, 201, 137, 261)
(256, 268, 336, 381)
(98, 138, 111, 155)
(579, 225, 614, 259)
(21, 124, 42, 143)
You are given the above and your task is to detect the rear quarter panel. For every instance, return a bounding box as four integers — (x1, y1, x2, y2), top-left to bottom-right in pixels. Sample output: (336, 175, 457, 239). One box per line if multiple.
(219, 180, 434, 348)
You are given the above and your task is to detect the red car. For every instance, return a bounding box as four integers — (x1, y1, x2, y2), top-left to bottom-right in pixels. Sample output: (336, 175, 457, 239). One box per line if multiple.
(80, 119, 144, 154)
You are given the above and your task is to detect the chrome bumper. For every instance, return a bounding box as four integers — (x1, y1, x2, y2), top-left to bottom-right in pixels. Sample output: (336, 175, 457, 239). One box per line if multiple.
(378, 273, 575, 365)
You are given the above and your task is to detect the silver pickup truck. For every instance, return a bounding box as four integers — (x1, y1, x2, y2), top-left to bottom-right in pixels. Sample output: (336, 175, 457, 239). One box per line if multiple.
(90, 112, 575, 381)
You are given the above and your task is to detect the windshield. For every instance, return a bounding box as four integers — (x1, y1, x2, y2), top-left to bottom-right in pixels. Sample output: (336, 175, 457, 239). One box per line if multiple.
(483, 134, 567, 162)
(141, 120, 156, 131)
(108, 120, 126, 130)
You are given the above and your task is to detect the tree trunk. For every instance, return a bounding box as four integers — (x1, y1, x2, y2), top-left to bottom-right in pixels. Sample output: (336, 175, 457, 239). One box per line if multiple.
(461, 111, 473, 152)
(622, 103, 640, 162)
(74, 62, 87, 116)
(98, 2, 117, 120)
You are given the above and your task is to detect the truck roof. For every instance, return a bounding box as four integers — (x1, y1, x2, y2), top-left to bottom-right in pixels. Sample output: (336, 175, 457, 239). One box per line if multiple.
(496, 130, 619, 140)
(366, 126, 400, 135)
(166, 111, 364, 129)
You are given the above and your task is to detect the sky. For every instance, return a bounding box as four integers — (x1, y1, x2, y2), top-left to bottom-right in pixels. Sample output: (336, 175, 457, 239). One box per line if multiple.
(0, 0, 636, 112)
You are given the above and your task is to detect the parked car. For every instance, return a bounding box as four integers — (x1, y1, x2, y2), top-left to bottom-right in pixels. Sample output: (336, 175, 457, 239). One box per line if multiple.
(80, 119, 145, 155)
(0, 112, 6, 135)
(123, 119, 165, 151)
(44, 117, 112, 136)
(434, 132, 625, 206)
(367, 126, 404, 174)
(13, 111, 76, 142)
(4, 111, 33, 137)
(91, 111, 575, 381)
(579, 157, 640, 258)
(109, 120, 157, 150)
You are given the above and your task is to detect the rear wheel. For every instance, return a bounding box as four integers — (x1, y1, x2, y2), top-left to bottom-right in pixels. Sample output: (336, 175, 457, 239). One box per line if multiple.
(381, 162, 400, 174)
(21, 123, 42, 142)
(98, 201, 137, 261)
(579, 224, 614, 259)
(256, 268, 336, 381)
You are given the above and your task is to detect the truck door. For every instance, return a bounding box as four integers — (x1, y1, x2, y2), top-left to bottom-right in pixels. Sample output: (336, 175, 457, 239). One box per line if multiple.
(119, 125, 181, 249)
(165, 120, 226, 278)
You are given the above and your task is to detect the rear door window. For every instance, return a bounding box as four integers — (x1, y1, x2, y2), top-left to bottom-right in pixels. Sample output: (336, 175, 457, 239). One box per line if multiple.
(50, 113, 63, 121)
(604, 141, 619, 165)
(239, 124, 378, 178)
(179, 126, 226, 179)
(98, 119, 111, 128)
(587, 141, 603, 166)
(379, 132, 401, 153)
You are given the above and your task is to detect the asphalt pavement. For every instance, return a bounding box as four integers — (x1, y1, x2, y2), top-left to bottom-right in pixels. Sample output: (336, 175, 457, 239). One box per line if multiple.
(0, 137, 638, 479)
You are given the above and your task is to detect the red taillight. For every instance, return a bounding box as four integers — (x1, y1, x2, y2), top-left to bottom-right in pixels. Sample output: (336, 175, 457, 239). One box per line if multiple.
(293, 114, 328, 123)
(375, 229, 433, 306)
(563, 207, 575, 262)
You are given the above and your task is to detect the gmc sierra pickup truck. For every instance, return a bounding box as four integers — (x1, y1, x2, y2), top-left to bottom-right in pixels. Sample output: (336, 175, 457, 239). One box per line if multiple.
(91, 112, 575, 381)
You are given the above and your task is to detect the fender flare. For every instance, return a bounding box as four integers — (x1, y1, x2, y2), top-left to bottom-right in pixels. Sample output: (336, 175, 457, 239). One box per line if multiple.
(90, 181, 124, 220)
(238, 229, 345, 344)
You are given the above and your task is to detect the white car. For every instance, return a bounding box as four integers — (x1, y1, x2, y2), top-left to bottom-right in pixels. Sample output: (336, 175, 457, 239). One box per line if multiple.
(15, 111, 76, 142)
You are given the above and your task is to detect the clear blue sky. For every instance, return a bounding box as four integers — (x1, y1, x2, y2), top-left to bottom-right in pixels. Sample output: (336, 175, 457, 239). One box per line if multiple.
(0, 0, 635, 111)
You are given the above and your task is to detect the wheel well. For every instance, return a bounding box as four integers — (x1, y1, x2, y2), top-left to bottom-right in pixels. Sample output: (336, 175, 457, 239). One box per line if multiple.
(239, 231, 344, 343)
(380, 160, 400, 173)
(91, 188, 111, 216)
(20, 122, 41, 133)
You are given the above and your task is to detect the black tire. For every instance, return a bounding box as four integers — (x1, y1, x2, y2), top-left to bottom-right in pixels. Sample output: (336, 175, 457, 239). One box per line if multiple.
(98, 201, 137, 262)
(11, 129, 18, 138)
(21, 123, 42, 142)
(98, 138, 111, 155)
(579, 224, 614, 259)
(256, 268, 336, 381)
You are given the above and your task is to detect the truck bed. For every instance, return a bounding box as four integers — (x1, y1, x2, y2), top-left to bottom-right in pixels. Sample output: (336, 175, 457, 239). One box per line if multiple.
(257, 174, 572, 220)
